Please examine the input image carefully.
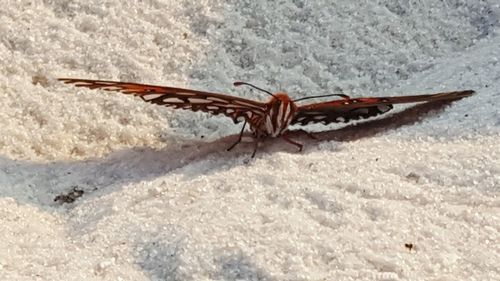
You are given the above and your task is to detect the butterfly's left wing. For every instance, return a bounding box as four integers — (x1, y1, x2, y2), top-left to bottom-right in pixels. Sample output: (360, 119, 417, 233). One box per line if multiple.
(58, 78, 268, 124)
(292, 90, 475, 126)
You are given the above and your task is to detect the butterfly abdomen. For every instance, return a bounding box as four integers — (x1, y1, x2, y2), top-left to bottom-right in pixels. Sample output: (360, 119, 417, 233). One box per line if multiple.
(251, 93, 297, 137)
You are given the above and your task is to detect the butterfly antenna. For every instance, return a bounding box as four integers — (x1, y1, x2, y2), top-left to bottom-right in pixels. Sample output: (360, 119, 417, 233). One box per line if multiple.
(234, 81, 276, 98)
(293, 94, 350, 102)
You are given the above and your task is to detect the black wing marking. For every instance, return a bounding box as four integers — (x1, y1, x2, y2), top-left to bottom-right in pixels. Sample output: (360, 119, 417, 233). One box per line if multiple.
(292, 90, 475, 126)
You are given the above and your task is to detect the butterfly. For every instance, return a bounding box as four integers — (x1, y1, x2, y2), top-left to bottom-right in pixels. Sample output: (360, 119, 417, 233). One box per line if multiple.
(58, 78, 474, 157)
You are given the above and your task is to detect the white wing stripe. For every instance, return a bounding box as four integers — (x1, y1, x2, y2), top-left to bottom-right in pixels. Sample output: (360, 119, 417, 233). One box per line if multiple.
(163, 97, 184, 103)
(142, 94, 163, 100)
(188, 98, 212, 104)
(207, 97, 230, 103)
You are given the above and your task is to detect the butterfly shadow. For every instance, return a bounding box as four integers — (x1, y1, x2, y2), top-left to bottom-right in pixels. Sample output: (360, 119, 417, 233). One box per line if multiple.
(0, 97, 466, 211)
(0, 138, 246, 210)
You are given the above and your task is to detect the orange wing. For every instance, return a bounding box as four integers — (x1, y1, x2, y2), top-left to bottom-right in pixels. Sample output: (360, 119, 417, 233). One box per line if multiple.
(292, 90, 475, 125)
(58, 78, 268, 124)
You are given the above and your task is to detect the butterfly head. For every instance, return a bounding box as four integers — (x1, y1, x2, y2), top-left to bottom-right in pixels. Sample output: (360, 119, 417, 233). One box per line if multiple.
(267, 92, 297, 112)
(272, 92, 293, 103)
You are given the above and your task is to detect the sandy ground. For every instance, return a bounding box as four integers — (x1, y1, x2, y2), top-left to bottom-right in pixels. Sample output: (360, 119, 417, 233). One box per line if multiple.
(1, 1, 499, 280)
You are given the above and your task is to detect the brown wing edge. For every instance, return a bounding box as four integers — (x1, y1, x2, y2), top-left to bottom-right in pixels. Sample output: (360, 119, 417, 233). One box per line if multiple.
(58, 78, 226, 96)
(371, 90, 475, 105)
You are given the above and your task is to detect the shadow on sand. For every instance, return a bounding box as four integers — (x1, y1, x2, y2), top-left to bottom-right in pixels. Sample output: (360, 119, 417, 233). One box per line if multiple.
(0, 97, 468, 280)
(0, 97, 467, 209)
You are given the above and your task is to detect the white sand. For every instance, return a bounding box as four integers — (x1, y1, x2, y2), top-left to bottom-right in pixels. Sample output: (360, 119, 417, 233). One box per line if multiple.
(1, 1, 499, 280)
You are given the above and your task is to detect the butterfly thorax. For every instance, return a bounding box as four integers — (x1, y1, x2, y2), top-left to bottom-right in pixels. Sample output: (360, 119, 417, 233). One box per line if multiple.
(250, 92, 297, 137)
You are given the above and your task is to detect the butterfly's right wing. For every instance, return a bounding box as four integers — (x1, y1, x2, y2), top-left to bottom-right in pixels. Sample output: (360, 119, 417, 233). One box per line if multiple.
(292, 90, 475, 126)
(59, 78, 268, 124)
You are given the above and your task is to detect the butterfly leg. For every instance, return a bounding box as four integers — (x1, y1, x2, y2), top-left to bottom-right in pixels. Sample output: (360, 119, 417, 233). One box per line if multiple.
(227, 120, 247, 151)
(281, 135, 303, 152)
(251, 139, 260, 158)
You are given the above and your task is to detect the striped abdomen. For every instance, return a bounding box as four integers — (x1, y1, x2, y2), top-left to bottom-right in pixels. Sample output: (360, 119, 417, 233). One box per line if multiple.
(250, 93, 297, 137)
